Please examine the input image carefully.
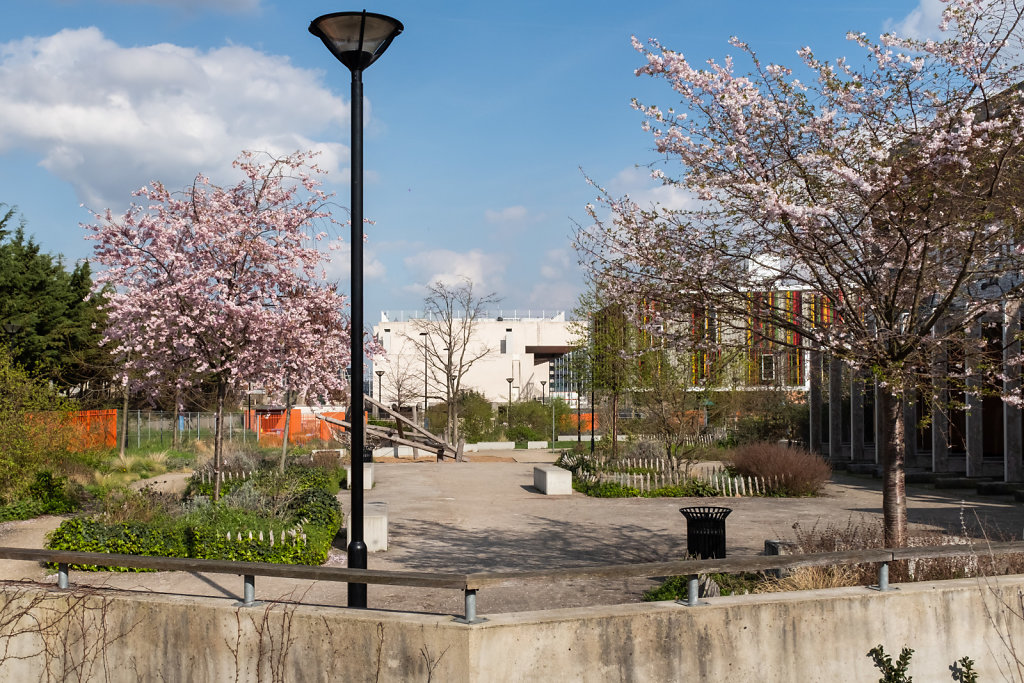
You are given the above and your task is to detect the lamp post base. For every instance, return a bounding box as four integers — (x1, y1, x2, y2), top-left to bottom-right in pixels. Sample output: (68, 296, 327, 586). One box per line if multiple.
(347, 539, 368, 607)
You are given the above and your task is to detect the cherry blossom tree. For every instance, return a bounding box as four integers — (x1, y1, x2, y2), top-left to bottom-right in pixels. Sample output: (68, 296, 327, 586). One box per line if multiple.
(86, 151, 351, 499)
(578, 0, 1024, 546)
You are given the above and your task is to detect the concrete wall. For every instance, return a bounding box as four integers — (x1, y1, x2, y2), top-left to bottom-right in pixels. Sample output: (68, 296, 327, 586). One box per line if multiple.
(2, 576, 1022, 681)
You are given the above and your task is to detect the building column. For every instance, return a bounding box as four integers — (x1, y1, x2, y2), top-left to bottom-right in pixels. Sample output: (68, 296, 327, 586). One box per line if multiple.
(966, 322, 984, 477)
(850, 369, 865, 461)
(903, 392, 918, 464)
(808, 347, 822, 456)
(1004, 300, 1023, 482)
(931, 317, 950, 473)
(874, 380, 883, 465)
(829, 355, 843, 461)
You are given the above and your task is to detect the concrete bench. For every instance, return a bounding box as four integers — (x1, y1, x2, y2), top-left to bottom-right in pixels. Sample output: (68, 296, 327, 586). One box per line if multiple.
(534, 465, 572, 495)
(346, 501, 388, 552)
(344, 463, 374, 490)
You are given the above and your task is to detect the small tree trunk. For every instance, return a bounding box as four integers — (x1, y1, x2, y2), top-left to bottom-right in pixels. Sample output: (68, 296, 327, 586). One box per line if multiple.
(280, 386, 293, 473)
(213, 381, 226, 502)
(611, 391, 619, 459)
(172, 390, 181, 449)
(878, 389, 908, 547)
(119, 385, 129, 459)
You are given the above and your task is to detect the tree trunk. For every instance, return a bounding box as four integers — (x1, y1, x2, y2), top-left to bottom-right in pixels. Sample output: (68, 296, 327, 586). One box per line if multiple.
(877, 389, 908, 547)
(172, 393, 180, 449)
(280, 385, 292, 473)
(611, 390, 619, 459)
(213, 381, 225, 502)
(119, 386, 129, 459)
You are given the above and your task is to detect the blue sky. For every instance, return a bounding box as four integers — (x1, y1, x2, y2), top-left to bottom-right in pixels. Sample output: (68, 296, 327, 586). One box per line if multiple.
(0, 0, 939, 323)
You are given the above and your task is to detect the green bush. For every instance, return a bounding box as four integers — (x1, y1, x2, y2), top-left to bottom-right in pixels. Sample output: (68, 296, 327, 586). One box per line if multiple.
(46, 463, 344, 569)
(572, 480, 641, 497)
(572, 476, 719, 499)
(0, 499, 46, 522)
(642, 572, 763, 601)
(289, 487, 342, 530)
(47, 517, 188, 570)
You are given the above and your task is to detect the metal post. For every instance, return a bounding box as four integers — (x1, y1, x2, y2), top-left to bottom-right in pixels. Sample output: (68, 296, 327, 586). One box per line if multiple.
(878, 562, 889, 591)
(465, 589, 476, 622)
(348, 66, 368, 608)
(243, 574, 255, 606)
(58, 563, 69, 589)
(455, 588, 486, 624)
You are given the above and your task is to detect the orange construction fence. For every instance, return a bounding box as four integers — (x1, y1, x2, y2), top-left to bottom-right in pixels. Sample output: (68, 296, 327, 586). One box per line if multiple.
(69, 409, 118, 451)
(563, 413, 597, 432)
(249, 410, 356, 446)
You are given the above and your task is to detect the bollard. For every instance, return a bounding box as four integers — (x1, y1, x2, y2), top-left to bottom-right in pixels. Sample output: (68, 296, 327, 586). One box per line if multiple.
(878, 563, 889, 591)
(454, 589, 487, 624)
(243, 574, 256, 606)
(234, 574, 259, 607)
(676, 575, 707, 607)
(57, 563, 69, 590)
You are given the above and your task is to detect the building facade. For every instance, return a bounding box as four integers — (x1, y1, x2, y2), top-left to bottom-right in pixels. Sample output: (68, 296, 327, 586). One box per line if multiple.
(372, 311, 577, 409)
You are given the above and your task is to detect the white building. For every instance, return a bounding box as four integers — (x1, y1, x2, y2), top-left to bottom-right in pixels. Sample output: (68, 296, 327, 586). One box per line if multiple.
(372, 311, 577, 408)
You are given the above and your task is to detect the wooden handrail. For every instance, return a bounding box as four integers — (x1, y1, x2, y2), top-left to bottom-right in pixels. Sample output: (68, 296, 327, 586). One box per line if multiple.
(3, 540, 1022, 621)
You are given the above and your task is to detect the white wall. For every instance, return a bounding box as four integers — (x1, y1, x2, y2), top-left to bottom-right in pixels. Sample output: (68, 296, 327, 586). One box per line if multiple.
(372, 314, 576, 406)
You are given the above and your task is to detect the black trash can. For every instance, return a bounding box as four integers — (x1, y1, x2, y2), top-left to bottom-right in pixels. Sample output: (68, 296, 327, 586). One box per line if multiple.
(361, 446, 374, 463)
(679, 506, 732, 559)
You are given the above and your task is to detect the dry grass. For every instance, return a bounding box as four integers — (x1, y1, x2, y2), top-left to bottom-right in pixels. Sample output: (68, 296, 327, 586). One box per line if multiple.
(756, 565, 863, 592)
(729, 442, 831, 496)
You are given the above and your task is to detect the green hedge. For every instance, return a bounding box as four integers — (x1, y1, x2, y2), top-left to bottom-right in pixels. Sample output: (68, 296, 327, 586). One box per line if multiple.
(47, 517, 188, 571)
(572, 477, 719, 498)
(46, 464, 344, 569)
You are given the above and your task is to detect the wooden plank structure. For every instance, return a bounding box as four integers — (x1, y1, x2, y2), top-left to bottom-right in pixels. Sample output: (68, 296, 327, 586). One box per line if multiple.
(4, 541, 1024, 624)
(314, 396, 462, 461)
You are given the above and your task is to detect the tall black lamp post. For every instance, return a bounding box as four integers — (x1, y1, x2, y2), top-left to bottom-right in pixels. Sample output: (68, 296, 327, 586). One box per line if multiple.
(309, 9, 403, 609)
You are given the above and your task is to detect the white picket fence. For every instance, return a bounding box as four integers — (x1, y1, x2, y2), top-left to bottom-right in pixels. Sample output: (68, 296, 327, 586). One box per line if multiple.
(566, 454, 777, 497)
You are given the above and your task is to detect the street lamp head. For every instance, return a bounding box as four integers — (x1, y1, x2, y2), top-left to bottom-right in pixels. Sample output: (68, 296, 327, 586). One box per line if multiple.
(375, 369, 384, 378)
(309, 11, 403, 72)
(506, 377, 514, 385)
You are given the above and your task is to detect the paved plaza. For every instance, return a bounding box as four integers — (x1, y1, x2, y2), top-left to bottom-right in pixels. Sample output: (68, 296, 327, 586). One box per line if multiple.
(1, 451, 1022, 616)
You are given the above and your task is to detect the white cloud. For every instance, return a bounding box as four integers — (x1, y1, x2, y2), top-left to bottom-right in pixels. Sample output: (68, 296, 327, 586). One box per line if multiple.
(528, 248, 580, 311)
(0, 27, 349, 211)
(884, 0, 945, 40)
(484, 205, 529, 223)
(322, 241, 386, 282)
(401, 249, 505, 293)
(608, 165, 697, 212)
(97, 0, 261, 12)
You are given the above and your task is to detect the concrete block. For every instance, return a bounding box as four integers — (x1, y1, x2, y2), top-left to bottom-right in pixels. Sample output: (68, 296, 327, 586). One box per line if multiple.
(346, 501, 388, 552)
(527, 441, 548, 449)
(473, 441, 516, 450)
(534, 465, 572, 495)
(344, 463, 374, 489)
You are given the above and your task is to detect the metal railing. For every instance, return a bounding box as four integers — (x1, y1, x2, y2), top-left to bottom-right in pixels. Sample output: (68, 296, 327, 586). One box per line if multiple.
(2, 541, 1022, 624)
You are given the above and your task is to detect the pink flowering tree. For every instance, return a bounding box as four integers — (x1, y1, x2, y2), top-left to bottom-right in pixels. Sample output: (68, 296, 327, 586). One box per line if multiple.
(577, 0, 1024, 546)
(87, 151, 351, 500)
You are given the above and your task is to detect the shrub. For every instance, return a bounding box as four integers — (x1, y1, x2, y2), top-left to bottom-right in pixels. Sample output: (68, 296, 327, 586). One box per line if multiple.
(649, 479, 719, 497)
(289, 487, 342, 530)
(46, 517, 188, 570)
(643, 572, 763, 601)
(729, 442, 830, 496)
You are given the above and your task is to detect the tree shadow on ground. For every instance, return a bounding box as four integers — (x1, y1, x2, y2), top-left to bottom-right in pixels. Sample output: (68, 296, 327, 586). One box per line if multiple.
(383, 516, 689, 574)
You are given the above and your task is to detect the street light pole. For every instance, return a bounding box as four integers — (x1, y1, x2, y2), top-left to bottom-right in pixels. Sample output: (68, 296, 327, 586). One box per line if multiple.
(506, 376, 514, 429)
(375, 369, 384, 418)
(420, 331, 428, 428)
(309, 10, 402, 609)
